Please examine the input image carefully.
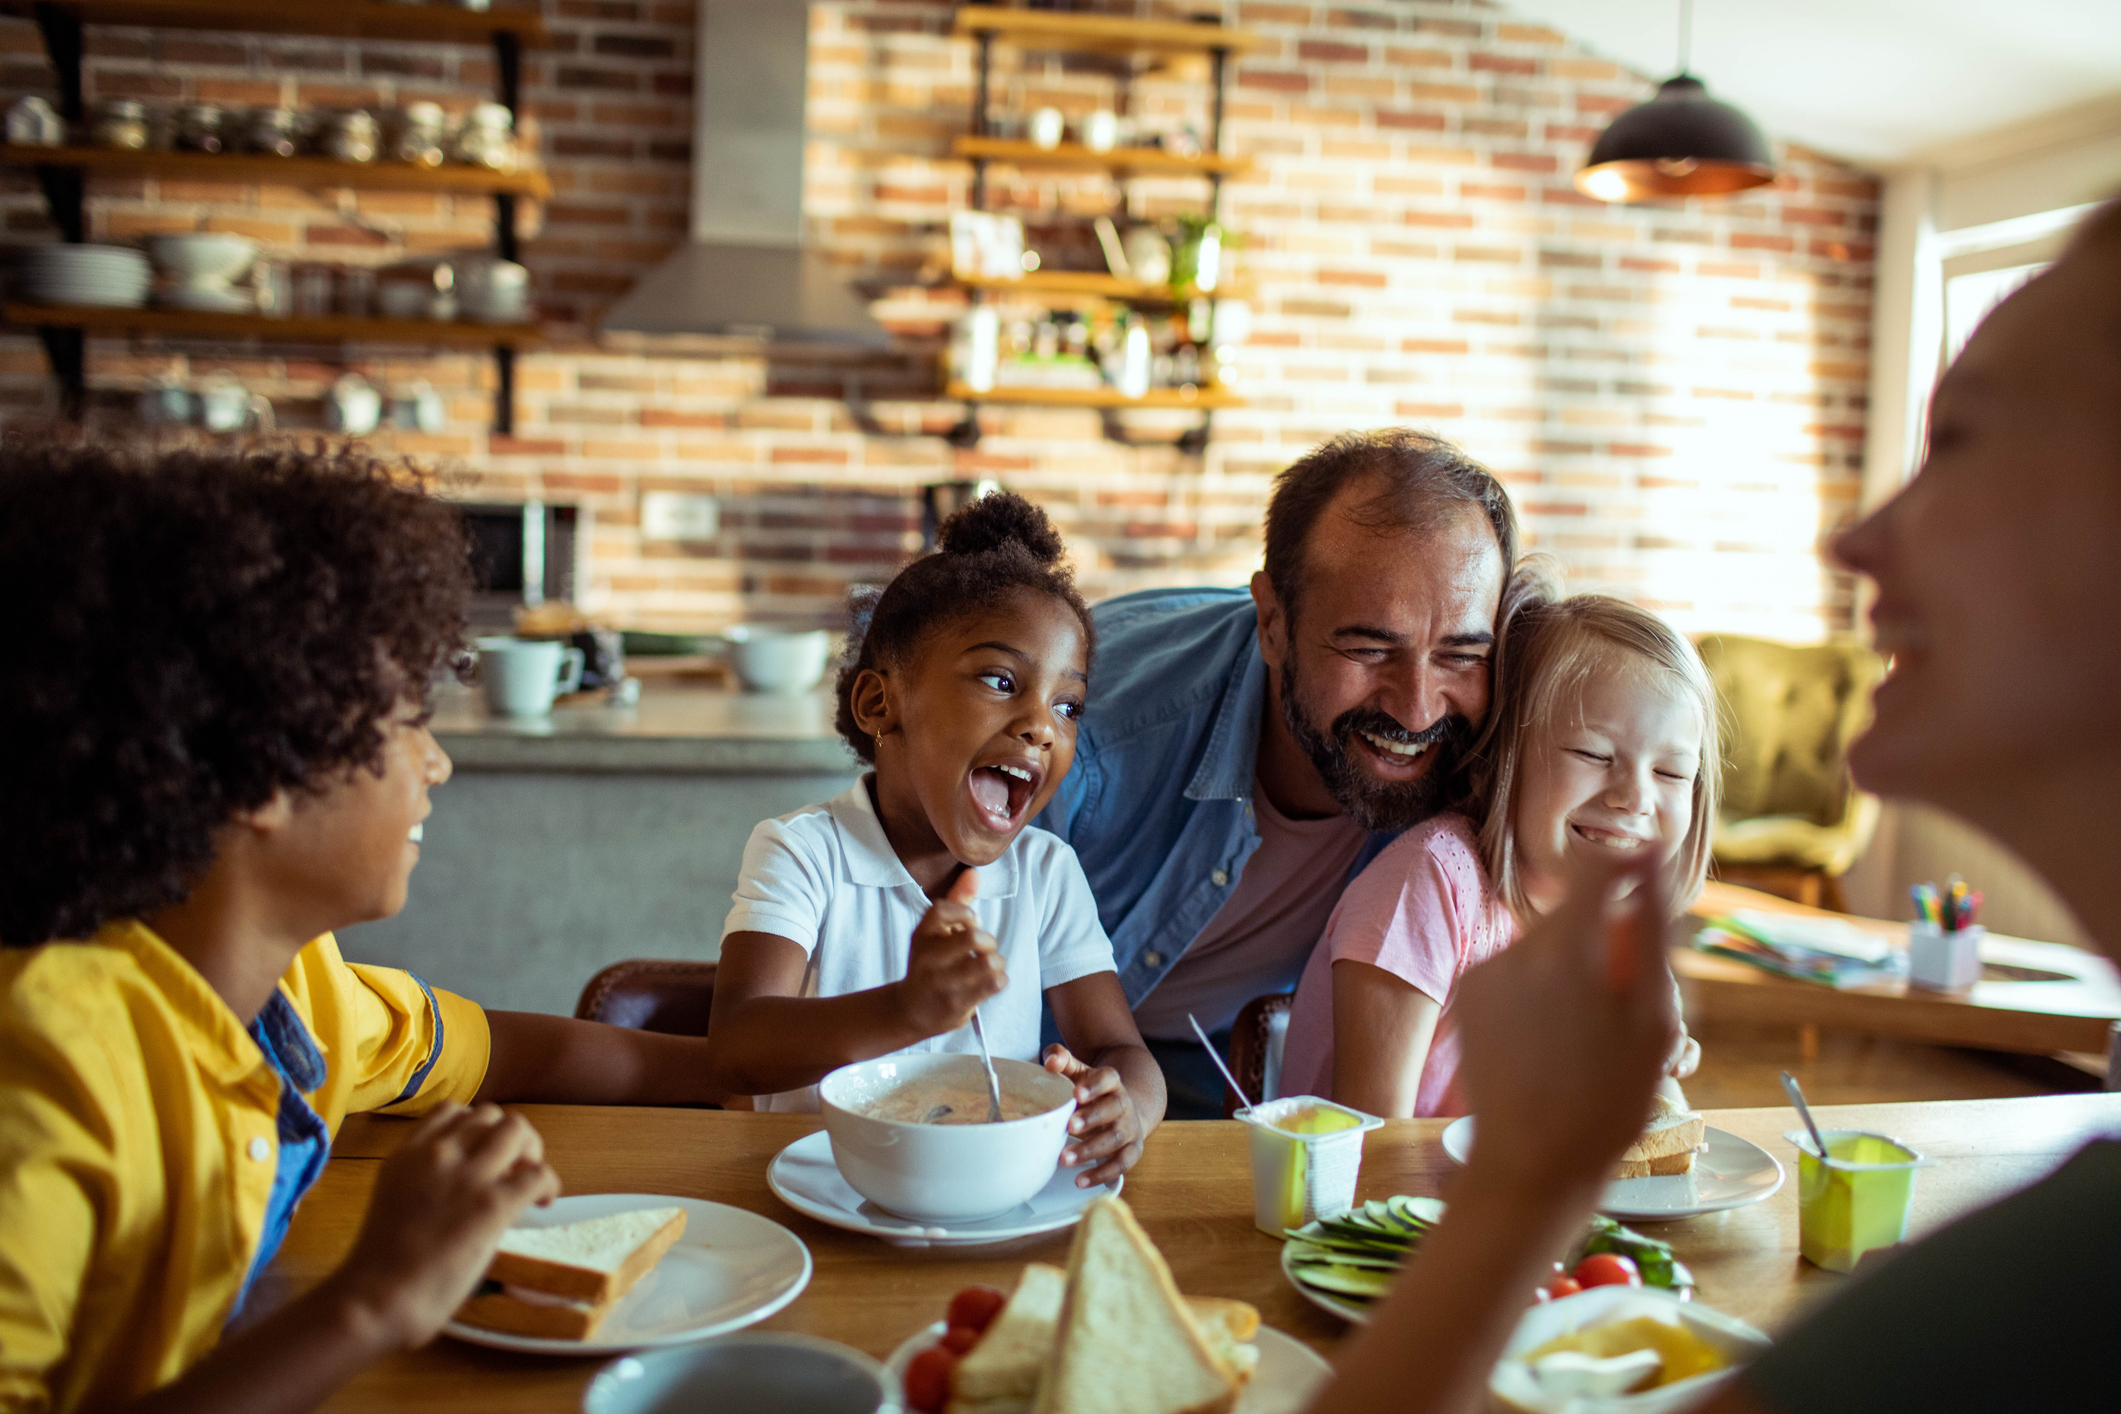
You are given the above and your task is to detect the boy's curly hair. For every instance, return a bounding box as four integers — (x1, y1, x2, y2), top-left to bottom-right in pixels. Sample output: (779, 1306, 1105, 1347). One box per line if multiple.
(0, 434, 475, 947)
(833, 491, 1094, 764)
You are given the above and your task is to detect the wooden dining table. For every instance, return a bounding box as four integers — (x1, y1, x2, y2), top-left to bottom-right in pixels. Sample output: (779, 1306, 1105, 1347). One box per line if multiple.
(262, 1094, 2121, 1412)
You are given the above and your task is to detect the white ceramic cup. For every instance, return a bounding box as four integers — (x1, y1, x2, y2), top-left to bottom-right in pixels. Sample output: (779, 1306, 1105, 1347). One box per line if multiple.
(714, 625, 832, 694)
(477, 636, 585, 716)
(1028, 106, 1065, 149)
(1082, 109, 1118, 151)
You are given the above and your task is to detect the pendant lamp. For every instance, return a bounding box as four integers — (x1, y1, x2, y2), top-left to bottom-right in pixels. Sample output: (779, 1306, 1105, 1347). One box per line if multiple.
(1574, 0, 1775, 203)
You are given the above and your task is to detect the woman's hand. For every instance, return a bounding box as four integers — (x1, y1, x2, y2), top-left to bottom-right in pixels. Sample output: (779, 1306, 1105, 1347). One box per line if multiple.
(896, 869, 1008, 1037)
(1454, 850, 1682, 1201)
(326, 1102, 560, 1351)
(1043, 1044, 1146, 1186)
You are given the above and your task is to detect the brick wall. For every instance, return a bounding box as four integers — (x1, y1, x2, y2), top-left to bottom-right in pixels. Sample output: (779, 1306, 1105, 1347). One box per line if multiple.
(0, 2, 1878, 639)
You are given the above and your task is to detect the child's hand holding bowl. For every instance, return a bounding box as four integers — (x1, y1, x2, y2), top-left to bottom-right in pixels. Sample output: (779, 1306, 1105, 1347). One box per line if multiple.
(895, 870, 1009, 1037)
(1042, 1043, 1146, 1186)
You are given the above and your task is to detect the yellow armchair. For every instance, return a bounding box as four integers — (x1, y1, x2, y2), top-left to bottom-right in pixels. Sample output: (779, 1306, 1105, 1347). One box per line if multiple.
(1697, 634, 1885, 908)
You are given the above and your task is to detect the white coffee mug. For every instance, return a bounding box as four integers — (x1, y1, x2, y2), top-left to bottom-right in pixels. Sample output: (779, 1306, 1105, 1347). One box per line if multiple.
(1028, 107, 1065, 150)
(477, 636, 585, 716)
(1082, 110, 1118, 152)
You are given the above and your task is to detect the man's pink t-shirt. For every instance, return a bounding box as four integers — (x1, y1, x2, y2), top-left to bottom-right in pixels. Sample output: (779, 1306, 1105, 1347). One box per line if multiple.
(1278, 813, 1516, 1117)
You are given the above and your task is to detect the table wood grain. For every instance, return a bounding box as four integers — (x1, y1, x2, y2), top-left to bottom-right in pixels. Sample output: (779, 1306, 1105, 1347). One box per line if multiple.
(272, 1096, 2121, 1412)
(1680, 882, 2121, 1054)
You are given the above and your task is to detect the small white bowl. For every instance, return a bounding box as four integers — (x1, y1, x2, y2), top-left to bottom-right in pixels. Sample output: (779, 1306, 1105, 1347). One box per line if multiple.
(148, 233, 257, 282)
(585, 1333, 889, 1414)
(819, 1053, 1077, 1224)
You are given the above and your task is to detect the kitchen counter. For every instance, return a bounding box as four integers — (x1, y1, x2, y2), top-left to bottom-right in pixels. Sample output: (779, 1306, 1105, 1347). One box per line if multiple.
(340, 681, 860, 1013)
(431, 681, 857, 775)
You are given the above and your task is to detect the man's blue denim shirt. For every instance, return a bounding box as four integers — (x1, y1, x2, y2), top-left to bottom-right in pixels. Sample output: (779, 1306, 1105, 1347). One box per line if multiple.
(1034, 586, 1396, 1011)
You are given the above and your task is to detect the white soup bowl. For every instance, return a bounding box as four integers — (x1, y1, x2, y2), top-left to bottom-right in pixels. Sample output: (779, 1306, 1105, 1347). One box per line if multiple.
(819, 1053, 1077, 1224)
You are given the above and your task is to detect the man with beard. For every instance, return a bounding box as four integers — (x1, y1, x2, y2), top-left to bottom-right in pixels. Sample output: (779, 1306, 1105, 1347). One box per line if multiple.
(1034, 430, 1514, 1117)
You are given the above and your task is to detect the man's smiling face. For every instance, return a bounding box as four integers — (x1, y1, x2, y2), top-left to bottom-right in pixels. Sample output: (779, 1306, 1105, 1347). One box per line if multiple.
(1257, 485, 1506, 830)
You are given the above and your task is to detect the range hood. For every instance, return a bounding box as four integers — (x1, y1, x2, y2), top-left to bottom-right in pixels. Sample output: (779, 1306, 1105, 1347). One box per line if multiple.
(601, 0, 888, 349)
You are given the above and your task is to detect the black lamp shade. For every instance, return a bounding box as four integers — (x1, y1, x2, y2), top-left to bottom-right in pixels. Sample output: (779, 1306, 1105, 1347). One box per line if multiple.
(1575, 74, 1776, 202)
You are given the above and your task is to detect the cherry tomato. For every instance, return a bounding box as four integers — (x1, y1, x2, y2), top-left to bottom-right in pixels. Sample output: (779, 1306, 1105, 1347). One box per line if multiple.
(904, 1346, 957, 1414)
(946, 1285, 1009, 1334)
(1573, 1253, 1642, 1288)
(940, 1324, 982, 1355)
(1542, 1275, 1584, 1299)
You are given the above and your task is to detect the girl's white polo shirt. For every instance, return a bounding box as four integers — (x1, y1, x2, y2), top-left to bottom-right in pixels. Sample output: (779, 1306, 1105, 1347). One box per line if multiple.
(720, 777, 1117, 1112)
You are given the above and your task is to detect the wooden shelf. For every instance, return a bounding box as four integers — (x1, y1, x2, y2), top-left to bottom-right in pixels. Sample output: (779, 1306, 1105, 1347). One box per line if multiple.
(6, 302, 544, 347)
(945, 379, 1243, 410)
(952, 136, 1248, 176)
(0, 0, 551, 46)
(0, 145, 552, 197)
(956, 269, 1249, 304)
(952, 6, 1258, 58)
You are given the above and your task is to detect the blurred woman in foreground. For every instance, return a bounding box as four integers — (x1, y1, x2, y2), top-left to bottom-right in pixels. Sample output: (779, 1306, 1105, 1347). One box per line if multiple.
(1307, 200, 2121, 1414)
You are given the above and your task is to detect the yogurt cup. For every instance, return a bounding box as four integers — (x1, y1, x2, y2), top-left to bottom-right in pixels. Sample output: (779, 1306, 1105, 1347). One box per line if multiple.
(1237, 1095, 1383, 1236)
(1786, 1128, 1929, 1273)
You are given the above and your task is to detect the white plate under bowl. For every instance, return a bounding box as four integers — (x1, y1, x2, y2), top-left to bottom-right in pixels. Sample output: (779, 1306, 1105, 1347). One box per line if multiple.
(883, 1318, 1329, 1414)
(440, 1192, 812, 1356)
(1440, 1117, 1785, 1220)
(767, 1129, 1119, 1248)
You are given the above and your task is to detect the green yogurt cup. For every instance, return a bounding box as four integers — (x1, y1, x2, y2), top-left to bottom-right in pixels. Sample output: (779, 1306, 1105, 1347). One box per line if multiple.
(1786, 1128, 1929, 1273)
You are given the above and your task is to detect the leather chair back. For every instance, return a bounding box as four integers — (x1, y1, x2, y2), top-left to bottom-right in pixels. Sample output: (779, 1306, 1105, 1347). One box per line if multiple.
(1224, 991, 1295, 1118)
(574, 959, 717, 1037)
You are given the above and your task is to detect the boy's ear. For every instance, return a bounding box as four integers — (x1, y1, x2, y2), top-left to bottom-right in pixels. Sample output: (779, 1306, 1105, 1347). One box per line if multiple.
(847, 666, 896, 741)
(232, 789, 297, 836)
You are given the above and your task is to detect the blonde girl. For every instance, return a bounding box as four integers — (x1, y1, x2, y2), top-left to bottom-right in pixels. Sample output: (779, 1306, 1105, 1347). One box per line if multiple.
(1280, 588, 1717, 1116)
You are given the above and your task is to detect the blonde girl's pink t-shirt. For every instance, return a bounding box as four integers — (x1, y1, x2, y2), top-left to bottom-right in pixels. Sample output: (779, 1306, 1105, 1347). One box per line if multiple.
(1279, 813, 1516, 1117)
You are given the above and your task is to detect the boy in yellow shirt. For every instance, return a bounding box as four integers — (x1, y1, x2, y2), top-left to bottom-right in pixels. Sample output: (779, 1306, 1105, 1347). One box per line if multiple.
(0, 439, 726, 1414)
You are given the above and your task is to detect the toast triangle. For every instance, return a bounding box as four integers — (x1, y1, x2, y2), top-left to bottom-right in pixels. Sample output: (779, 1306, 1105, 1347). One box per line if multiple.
(1029, 1198, 1237, 1414)
(482, 1206, 686, 1306)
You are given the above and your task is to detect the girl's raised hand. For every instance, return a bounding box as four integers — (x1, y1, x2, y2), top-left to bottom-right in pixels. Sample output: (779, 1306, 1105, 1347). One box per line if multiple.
(896, 869, 1008, 1038)
(1042, 1044, 1145, 1187)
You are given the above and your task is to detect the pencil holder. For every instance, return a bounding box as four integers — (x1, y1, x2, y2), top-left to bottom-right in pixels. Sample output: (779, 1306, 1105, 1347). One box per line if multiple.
(1908, 921, 1983, 991)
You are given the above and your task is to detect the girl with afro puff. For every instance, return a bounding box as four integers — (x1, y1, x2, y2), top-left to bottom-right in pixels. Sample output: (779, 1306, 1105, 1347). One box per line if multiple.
(0, 436, 733, 1414)
(707, 491, 1164, 1186)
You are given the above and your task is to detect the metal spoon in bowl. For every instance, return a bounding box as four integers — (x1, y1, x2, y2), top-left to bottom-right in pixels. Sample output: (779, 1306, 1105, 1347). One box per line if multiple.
(970, 1007, 1005, 1123)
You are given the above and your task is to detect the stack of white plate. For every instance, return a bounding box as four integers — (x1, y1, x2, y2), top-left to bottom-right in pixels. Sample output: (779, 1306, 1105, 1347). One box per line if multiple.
(21, 245, 151, 308)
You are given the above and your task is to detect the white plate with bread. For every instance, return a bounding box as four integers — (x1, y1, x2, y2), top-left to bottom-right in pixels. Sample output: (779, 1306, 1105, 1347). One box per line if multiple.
(1440, 1100, 1784, 1221)
(884, 1197, 1331, 1414)
(443, 1193, 812, 1355)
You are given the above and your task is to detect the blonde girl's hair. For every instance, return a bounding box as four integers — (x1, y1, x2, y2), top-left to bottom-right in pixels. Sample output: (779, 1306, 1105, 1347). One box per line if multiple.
(1472, 592, 1723, 920)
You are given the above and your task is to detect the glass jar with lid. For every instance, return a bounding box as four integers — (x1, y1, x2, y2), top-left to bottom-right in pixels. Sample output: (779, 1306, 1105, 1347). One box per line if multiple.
(451, 101, 516, 171)
(320, 109, 379, 164)
(388, 102, 447, 168)
(90, 98, 149, 151)
(243, 107, 299, 159)
(173, 103, 226, 154)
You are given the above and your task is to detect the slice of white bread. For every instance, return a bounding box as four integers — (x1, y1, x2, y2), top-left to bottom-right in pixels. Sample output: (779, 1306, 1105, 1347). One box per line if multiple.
(952, 1264, 1069, 1408)
(1029, 1198, 1238, 1414)
(946, 1266, 1260, 1414)
(455, 1206, 687, 1340)
(1185, 1297, 1262, 1386)
(1618, 1094, 1705, 1177)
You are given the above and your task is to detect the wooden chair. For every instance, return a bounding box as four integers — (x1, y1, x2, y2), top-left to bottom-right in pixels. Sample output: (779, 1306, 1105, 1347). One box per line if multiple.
(1223, 991, 1295, 1117)
(573, 959, 718, 1036)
